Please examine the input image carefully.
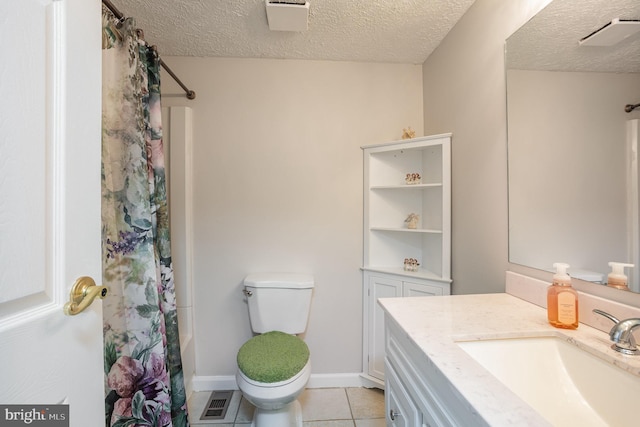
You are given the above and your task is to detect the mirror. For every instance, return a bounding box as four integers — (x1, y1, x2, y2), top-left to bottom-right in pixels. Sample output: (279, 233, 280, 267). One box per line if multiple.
(506, 0, 640, 292)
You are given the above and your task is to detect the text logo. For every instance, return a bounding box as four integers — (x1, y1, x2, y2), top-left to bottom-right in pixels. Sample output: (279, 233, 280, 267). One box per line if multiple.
(0, 405, 69, 426)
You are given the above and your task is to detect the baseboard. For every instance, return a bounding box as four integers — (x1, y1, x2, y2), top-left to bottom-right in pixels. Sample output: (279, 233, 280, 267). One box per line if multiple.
(307, 373, 369, 389)
(359, 373, 385, 389)
(191, 372, 368, 392)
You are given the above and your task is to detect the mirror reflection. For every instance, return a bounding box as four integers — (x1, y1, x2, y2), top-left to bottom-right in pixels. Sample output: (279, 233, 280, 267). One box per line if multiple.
(506, 0, 640, 292)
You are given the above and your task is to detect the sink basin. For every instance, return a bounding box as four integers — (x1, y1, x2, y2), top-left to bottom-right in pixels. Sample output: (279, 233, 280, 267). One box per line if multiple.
(457, 336, 640, 427)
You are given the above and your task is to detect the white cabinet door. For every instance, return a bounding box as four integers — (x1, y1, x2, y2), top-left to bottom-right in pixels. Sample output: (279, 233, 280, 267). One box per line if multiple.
(403, 281, 445, 297)
(365, 273, 449, 383)
(0, 0, 103, 425)
(367, 275, 401, 380)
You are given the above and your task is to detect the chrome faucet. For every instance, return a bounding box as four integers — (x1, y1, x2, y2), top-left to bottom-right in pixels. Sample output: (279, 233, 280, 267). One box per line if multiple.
(593, 309, 640, 355)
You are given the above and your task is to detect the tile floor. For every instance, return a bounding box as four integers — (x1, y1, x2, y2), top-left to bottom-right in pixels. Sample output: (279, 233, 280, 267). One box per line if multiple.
(188, 387, 386, 427)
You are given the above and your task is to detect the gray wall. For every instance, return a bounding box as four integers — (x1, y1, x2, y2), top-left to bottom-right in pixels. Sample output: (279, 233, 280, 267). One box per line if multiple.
(160, 0, 640, 382)
(422, 0, 553, 295)
(161, 58, 423, 378)
(425, 0, 640, 310)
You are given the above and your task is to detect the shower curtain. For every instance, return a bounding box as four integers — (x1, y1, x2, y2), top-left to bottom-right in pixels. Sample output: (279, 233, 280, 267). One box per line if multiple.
(101, 7, 189, 427)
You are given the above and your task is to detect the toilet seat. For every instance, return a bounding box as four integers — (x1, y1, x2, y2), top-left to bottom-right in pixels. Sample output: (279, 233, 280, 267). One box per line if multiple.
(238, 359, 311, 388)
(237, 331, 310, 383)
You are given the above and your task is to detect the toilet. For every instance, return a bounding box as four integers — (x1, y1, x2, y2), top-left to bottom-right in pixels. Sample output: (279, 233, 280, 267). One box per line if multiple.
(236, 273, 314, 427)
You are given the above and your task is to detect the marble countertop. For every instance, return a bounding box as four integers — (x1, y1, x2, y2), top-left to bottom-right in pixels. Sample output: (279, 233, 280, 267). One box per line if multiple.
(378, 293, 640, 426)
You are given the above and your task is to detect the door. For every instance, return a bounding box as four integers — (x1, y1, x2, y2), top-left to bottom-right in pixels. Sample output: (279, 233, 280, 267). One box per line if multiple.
(0, 0, 103, 425)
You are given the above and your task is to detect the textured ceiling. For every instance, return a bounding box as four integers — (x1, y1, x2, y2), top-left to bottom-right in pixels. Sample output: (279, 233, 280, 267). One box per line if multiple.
(507, 0, 640, 73)
(107, 0, 477, 64)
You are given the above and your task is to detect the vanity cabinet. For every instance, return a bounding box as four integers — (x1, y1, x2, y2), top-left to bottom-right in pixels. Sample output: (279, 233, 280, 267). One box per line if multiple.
(361, 134, 452, 385)
(385, 319, 484, 427)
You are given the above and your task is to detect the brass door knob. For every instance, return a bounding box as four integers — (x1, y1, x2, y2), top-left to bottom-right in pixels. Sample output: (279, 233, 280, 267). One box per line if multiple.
(63, 276, 108, 316)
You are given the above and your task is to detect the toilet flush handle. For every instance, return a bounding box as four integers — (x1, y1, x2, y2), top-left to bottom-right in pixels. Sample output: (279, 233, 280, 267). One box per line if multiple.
(243, 289, 253, 297)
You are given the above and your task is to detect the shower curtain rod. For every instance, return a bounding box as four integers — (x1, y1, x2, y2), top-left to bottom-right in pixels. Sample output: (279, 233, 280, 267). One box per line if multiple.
(102, 0, 196, 100)
(626, 103, 640, 113)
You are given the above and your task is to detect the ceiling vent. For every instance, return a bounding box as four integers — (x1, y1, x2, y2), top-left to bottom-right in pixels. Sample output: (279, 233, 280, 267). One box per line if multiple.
(579, 18, 640, 46)
(265, 0, 310, 32)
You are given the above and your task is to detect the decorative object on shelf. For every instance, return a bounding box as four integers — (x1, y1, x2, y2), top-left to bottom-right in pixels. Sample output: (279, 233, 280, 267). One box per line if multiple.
(404, 213, 419, 229)
(405, 173, 421, 185)
(402, 127, 416, 139)
(403, 258, 420, 272)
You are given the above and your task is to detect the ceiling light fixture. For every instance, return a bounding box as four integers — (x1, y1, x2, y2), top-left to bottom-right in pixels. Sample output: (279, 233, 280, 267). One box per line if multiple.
(579, 18, 640, 46)
(265, 0, 310, 32)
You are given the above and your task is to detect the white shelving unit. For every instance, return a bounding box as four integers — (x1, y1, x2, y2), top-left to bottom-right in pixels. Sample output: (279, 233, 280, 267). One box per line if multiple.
(361, 134, 452, 386)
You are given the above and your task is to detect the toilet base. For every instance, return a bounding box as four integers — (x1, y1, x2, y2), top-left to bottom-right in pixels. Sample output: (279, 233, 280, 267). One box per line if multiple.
(251, 399, 302, 427)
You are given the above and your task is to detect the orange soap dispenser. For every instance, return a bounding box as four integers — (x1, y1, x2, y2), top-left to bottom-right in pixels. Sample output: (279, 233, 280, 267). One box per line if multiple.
(547, 262, 579, 329)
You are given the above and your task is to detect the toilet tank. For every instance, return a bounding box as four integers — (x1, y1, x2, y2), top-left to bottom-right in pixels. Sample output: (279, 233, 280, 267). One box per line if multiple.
(244, 273, 314, 334)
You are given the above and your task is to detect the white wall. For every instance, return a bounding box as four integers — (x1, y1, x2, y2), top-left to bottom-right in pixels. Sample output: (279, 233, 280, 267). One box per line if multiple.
(161, 57, 423, 380)
(421, 0, 553, 295)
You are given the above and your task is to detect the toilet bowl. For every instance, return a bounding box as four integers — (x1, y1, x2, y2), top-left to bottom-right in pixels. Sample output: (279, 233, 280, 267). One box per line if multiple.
(236, 273, 314, 427)
(236, 358, 311, 426)
(236, 360, 311, 410)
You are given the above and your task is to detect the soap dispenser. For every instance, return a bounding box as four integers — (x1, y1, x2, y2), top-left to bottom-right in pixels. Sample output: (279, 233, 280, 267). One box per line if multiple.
(607, 262, 634, 291)
(547, 263, 579, 329)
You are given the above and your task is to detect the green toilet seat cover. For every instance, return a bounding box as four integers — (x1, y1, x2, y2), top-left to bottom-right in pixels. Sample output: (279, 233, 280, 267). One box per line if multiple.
(237, 331, 310, 383)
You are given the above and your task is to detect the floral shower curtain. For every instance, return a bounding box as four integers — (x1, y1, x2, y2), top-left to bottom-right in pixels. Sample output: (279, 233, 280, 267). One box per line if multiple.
(101, 7, 189, 427)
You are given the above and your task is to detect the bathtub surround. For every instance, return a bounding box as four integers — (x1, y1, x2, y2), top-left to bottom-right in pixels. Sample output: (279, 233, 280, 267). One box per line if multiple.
(102, 7, 189, 426)
(165, 106, 197, 397)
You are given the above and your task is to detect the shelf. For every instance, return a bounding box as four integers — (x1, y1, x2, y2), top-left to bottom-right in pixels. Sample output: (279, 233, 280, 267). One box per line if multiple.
(370, 227, 442, 234)
(362, 134, 452, 385)
(371, 183, 442, 190)
(361, 266, 452, 283)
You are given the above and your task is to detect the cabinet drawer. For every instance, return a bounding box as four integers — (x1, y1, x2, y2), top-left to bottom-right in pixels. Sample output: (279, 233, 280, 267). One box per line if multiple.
(385, 359, 421, 427)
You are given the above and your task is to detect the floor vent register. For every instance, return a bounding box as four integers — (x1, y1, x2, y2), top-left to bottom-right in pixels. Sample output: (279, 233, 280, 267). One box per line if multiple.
(199, 390, 233, 420)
